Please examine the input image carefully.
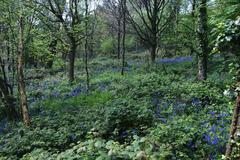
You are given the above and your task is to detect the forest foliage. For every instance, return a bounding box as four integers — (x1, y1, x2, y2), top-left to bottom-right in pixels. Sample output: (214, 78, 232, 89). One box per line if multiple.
(0, 0, 240, 159)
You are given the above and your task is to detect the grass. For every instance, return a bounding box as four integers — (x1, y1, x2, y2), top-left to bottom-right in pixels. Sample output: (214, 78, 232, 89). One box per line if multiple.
(41, 91, 111, 110)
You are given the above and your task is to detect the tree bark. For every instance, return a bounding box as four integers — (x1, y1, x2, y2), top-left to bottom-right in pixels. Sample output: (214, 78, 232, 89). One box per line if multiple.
(150, 43, 157, 63)
(117, 0, 122, 60)
(190, 0, 196, 56)
(225, 94, 240, 159)
(17, 16, 30, 126)
(192, 0, 196, 18)
(85, 0, 90, 90)
(197, 0, 208, 81)
(121, 0, 126, 75)
(150, 0, 158, 63)
(68, 38, 77, 83)
(0, 78, 18, 121)
(198, 55, 207, 80)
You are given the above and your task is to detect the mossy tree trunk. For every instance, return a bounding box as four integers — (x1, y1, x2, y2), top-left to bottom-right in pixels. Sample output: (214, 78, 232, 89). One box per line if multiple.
(17, 16, 30, 126)
(197, 0, 208, 81)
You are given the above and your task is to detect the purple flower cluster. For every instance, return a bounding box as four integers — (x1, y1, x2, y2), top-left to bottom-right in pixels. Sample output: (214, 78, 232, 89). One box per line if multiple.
(203, 131, 220, 145)
(0, 128, 4, 134)
(0, 119, 8, 135)
(150, 92, 161, 118)
(191, 98, 202, 106)
(200, 111, 230, 159)
(157, 56, 193, 63)
(68, 134, 77, 142)
(97, 82, 109, 91)
(120, 130, 128, 138)
(52, 91, 61, 98)
(68, 86, 87, 97)
(150, 93, 172, 123)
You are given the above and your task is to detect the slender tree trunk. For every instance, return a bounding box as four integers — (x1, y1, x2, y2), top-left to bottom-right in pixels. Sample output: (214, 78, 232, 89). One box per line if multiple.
(225, 94, 240, 159)
(117, 0, 122, 60)
(192, 0, 196, 18)
(0, 78, 18, 121)
(17, 16, 30, 126)
(7, 37, 11, 76)
(85, 0, 90, 90)
(197, 0, 208, 80)
(11, 45, 15, 93)
(173, 0, 181, 56)
(198, 56, 207, 80)
(46, 38, 57, 69)
(0, 57, 7, 84)
(69, 38, 76, 82)
(150, 43, 157, 63)
(117, 25, 121, 59)
(4, 96, 17, 120)
(150, 1, 158, 63)
(121, 0, 126, 75)
(190, 0, 196, 56)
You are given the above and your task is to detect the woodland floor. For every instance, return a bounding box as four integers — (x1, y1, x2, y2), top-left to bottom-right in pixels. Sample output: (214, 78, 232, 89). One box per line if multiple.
(0, 53, 234, 160)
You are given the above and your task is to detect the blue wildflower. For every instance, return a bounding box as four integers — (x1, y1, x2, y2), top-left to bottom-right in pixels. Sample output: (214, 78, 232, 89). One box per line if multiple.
(68, 134, 77, 141)
(157, 56, 193, 64)
(99, 83, 107, 91)
(151, 97, 160, 106)
(28, 97, 36, 104)
(201, 120, 208, 127)
(41, 96, 47, 100)
(209, 111, 215, 117)
(159, 118, 167, 123)
(216, 113, 229, 120)
(210, 125, 217, 133)
(120, 131, 128, 138)
(0, 128, 4, 134)
(155, 106, 161, 118)
(52, 91, 60, 97)
(186, 140, 195, 148)
(212, 136, 219, 145)
(191, 98, 202, 106)
(203, 134, 211, 143)
(69, 87, 82, 97)
(209, 153, 217, 160)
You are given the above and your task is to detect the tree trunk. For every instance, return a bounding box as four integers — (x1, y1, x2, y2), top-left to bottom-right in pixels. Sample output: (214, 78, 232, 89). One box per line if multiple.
(173, 0, 181, 56)
(85, 0, 90, 90)
(68, 38, 76, 82)
(192, 0, 196, 18)
(121, 0, 126, 75)
(225, 94, 240, 159)
(190, 0, 196, 56)
(150, 1, 158, 63)
(150, 44, 157, 63)
(197, 0, 208, 81)
(17, 16, 30, 126)
(0, 78, 18, 121)
(197, 55, 207, 80)
(117, 0, 122, 60)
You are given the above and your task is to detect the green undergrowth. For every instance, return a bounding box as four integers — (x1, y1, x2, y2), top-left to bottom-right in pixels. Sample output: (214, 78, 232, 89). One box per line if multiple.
(41, 91, 111, 110)
(0, 57, 236, 160)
